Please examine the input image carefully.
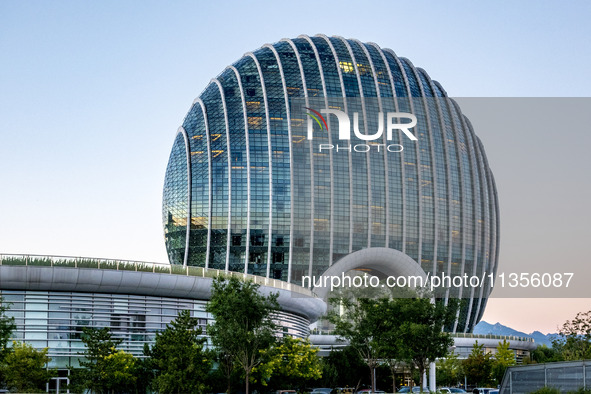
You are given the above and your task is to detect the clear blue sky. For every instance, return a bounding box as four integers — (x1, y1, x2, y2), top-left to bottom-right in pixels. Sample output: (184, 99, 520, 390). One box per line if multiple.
(1, 0, 590, 334)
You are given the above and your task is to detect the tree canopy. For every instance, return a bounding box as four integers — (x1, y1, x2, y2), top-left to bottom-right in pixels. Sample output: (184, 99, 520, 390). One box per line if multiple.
(462, 341, 493, 387)
(491, 339, 516, 384)
(319, 345, 368, 390)
(396, 297, 458, 391)
(524, 344, 561, 364)
(145, 309, 211, 394)
(329, 288, 458, 393)
(206, 275, 279, 394)
(552, 310, 591, 360)
(0, 341, 56, 393)
(329, 296, 395, 393)
(70, 327, 138, 394)
(0, 297, 15, 387)
(256, 337, 322, 390)
(0, 298, 15, 362)
(436, 351, 463, 387)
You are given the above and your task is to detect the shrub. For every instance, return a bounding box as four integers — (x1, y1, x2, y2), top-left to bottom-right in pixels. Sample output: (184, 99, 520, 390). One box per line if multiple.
(531, 387, 560, 394)
(568, 388, 591, 394)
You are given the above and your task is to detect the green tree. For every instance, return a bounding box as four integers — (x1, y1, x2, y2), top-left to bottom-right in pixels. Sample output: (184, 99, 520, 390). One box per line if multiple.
(0, 296, 15, 387)
(70, 327, 138, 394)
(384, 358, 404, 394)
(330, 290, 458, 393)
(329, 297, 395, 393)
(552, 310, 591, 360)
(210, 350, 239, 394)
(0, 341, 57, 393)
(144, 309, 211, 394)
(0, 297, 15, 361)
(491, 339, 516, 384)
(437, 352, 463, 387)
(380, 296, 413, 393)
(256, 337, 322, 390)
(396, 298, 459, 392)
(205, 357, 242, 394)
(132, 357, 153, 394)
(206, 276, 279, 394)
(318, 345, 368, 390)
(462, 341, 493, 386)
(525, 344, 561, 364)
(102, 350, 138, 391)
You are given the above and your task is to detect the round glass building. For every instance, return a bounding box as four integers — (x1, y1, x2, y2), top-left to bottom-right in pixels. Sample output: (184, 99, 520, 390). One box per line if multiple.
(162, 35, 499, 332)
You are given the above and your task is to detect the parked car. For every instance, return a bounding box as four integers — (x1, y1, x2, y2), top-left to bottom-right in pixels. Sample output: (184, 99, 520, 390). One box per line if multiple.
(449, 389, 467, 394)
(311, 389, 334, 394)
(398, 388, 426, 393)
(276, 390, 297, 394)
(475, 388, 497, 394)
(356, 390, 385, 394)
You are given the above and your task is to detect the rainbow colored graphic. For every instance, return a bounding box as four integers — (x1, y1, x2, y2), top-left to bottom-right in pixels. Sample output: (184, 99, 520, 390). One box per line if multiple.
(305, 107, 328, 131)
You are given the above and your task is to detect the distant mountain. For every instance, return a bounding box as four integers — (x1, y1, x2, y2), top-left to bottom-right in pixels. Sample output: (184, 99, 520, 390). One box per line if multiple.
(473, 321, 557, 347)
(530, 331, 559, 348)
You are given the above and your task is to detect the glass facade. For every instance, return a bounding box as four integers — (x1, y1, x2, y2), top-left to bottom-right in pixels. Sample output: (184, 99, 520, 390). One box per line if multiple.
(0, 289, 310, 369)
(162, 35, 499, 332)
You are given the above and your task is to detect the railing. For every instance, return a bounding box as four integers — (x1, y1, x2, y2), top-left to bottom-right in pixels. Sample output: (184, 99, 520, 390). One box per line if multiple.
(310, 329, 534, 342)
(500, 360, 591, 393)
(0, 253, 316, 297)
(451, 332, 534, 342)
(310, 329, 341, 336)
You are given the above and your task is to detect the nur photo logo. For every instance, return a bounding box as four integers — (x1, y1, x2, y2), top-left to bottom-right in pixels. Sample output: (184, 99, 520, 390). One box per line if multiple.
(296, 97, 419, 153)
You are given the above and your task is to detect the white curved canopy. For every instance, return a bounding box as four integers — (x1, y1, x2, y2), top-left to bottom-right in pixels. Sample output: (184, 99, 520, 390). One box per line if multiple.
(313, 247, 427, 299)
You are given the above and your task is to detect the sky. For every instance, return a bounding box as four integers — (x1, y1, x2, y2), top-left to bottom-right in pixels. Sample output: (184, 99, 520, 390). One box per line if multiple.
(1, 0, 590, 335)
